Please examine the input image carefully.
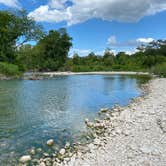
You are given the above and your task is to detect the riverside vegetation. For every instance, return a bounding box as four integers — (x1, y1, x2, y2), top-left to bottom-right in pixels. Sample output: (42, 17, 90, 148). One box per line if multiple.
(0, 10, 166, 78)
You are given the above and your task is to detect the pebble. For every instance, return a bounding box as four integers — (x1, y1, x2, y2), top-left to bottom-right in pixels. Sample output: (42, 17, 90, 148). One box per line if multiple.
(19, 155, 31, 163)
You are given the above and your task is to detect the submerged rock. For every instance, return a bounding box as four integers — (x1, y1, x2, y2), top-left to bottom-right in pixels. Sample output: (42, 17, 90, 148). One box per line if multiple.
(47, 139, 54, 146)
(100, 108, 109, 113)
(19, 155, 31, 163)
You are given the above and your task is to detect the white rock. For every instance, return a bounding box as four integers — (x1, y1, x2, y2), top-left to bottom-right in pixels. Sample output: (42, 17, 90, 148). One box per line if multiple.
(94, 138, 101, 145)
(47, 139, 54, 146)
(39, 162, 46, 166)
(19, 155, 31, 163)
(64, 157, 70, 162)
(59, 148, 66, 155)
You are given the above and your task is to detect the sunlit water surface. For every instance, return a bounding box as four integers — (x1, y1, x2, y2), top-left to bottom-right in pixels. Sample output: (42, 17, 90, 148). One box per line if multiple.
(0, 75, 150, 164)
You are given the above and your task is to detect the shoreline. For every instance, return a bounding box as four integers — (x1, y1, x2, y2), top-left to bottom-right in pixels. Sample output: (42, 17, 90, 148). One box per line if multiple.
(65, 78, 166, 166)
(31, 71, 150, 76)
(0, 71, 150, 80)
(23, 71, 150, 80)
(18, 78, 166, 166)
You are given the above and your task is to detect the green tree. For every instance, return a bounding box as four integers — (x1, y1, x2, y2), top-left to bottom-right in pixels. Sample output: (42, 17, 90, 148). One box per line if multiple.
(0, 10, 44, 63)
(103, 48, 115, 66)
(36, 28, 72, 71)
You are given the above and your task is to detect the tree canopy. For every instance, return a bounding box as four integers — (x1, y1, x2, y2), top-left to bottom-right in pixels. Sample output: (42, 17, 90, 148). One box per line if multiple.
(0, 10, 44, 63)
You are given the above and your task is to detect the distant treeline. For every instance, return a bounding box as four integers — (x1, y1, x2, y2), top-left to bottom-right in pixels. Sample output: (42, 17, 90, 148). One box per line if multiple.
(68, 42, 166, 77)
(0, 10, 166, 77)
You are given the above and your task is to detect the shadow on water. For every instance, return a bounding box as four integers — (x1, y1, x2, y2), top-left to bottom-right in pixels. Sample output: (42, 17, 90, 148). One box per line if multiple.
(0, 74, 151, 164)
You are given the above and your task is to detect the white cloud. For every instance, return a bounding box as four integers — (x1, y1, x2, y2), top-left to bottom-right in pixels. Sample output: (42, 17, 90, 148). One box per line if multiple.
(107, 36, 155, 47)
(28, 0, 166, 25)
(0, 0, 19, 8)
(107, 36, 117, 45)
(136, 38, 154, 43)
(69, 48, 92, 57)
(28, 5, 69, 22)
(49, 0, 68, 9)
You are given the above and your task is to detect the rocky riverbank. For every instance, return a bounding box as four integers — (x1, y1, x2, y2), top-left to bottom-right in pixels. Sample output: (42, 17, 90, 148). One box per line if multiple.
(66, 78, 166, 166)
(18, 78, 166, 166)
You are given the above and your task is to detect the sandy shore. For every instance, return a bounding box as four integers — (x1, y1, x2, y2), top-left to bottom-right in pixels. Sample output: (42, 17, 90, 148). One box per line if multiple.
(64, 78, 166, 166)
(35, 71, 150, 76)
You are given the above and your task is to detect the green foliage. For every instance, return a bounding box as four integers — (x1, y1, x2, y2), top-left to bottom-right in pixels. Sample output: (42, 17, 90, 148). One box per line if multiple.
(151, 62, 166, 77)
(69, 41, 166, 77)
(33, 28, 72, 71)
(0, 10, 44, 64)
(0, 10, 44, 76)
(0, 62, 21, 76)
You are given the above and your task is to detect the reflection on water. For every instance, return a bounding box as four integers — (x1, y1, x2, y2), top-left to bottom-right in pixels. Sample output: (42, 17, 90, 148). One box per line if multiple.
(0, 75, 150, 164)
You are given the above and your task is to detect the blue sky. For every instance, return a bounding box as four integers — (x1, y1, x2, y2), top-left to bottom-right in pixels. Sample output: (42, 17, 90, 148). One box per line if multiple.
(0, 0, 166, 56)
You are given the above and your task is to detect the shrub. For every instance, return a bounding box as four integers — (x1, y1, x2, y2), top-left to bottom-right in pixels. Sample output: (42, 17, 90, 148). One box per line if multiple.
(0, 62, 21, 77)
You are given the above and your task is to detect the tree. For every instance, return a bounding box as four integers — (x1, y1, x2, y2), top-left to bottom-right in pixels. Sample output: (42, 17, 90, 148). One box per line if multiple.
(0, 10, 44, 63)
(36, 28, 72, 71)
(103, 48, 115, 66)
(15, 10, 44, 48)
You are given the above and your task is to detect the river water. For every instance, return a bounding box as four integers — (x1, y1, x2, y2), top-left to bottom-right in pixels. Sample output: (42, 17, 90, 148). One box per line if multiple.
(0, 74, 150, 164)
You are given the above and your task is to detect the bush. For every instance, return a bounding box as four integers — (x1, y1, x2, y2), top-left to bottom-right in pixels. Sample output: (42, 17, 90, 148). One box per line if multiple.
(151, 62, 166, 77)
(0, 62, 21, 77)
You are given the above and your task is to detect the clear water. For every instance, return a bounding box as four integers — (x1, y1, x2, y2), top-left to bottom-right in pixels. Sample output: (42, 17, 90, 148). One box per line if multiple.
(0, 75, 150, 164)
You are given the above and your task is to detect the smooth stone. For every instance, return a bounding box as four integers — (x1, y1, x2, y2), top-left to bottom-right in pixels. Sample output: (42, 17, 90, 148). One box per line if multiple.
(64, 157, 70, 162)
(19, 155, 31, 163)
(43, 153, 49, 157)
(59, 148, 66, 155)
(39, 162, 46, 166)
(47, 139, 54, 146)
(37, 148, 42, 152)
(100, 108, 109, 113)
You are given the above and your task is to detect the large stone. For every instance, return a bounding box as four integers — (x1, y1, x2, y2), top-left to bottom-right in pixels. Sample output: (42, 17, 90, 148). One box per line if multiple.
(19, 155, 31, 163)
(47, 139, 54, 146)
(59, 148, 66, 155)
